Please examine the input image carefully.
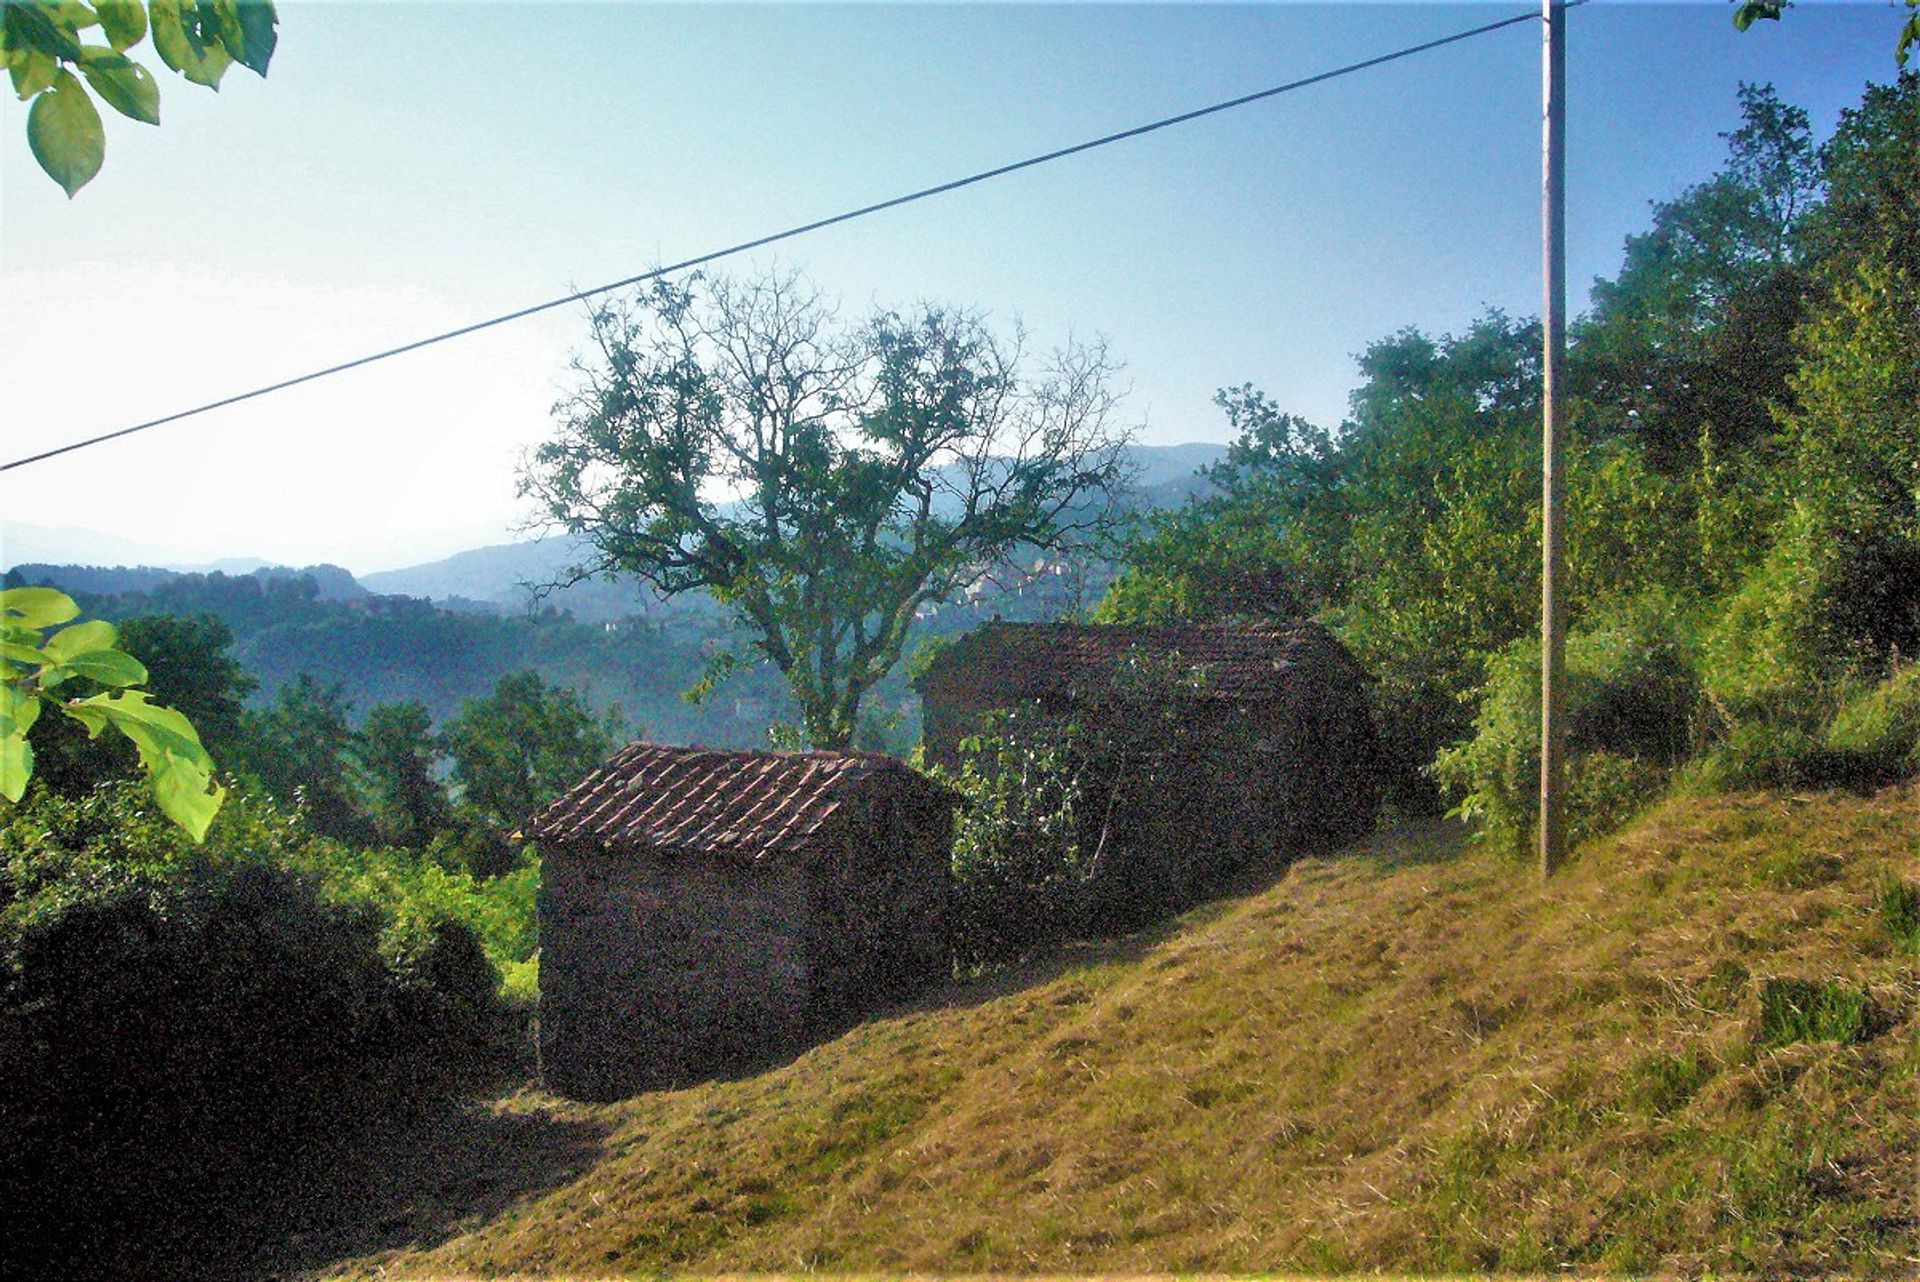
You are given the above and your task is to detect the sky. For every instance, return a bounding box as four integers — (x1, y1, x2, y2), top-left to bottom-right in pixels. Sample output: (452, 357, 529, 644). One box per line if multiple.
(0, 1, 1903, 574)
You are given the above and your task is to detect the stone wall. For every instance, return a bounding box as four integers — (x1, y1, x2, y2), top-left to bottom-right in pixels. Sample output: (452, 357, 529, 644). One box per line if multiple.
(806, 792, 954, 1027)
(539, 848, 814, 1100)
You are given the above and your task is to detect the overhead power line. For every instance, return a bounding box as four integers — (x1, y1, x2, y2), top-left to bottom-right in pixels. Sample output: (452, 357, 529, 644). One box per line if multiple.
(3, 5, 1551, 475)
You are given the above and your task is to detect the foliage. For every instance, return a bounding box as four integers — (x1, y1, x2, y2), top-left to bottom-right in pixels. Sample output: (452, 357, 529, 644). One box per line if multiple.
(1433, 595, 1699, 853)
(1686, 664, 1920, 794)
(1823, 663, 1920, 766)
(115, 611, 255, 750)
(0, 780, 539, 980)
(1577, 83, 1816, 473)
(933, 654, 1254, 968)
(441, 670, 619, 844)
(1, 586, 223, 838)
(1095, 78, 1920, 827)
(3, 0, 277, 195)
(239, 671, 367, 841)
(0, 841, 505, 1278)
(354, 698, 450, 849)
(1097, 385, 1339, 625)
(523, 268, 1135, 748)
(936, 702, 1090, 970)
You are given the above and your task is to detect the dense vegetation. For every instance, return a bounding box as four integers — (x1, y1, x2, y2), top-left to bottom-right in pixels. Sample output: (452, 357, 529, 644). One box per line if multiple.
(1100, 77, 1920, 851)
(0, 784, 525, 1279)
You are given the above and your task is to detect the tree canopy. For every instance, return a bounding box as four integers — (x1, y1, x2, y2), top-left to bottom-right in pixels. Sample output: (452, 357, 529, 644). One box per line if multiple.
(522, 269, 1135, 748)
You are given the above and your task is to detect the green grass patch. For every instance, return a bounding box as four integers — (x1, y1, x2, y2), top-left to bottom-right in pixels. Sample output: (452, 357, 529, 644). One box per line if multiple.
(1756, 977, 1871, 1047)
(1877, 876, 1920, 953)
(1624, 1049, 1717, 1116)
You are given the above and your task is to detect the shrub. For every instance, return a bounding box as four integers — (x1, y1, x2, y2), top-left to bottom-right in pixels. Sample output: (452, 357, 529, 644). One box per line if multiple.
(1699, 508, 1849, 729)
(1683, 666, 1920, 795)
(1824, 663, 1920, 773)
(936, 703, 1092, 970)
(1433, 595, 1697, 853)
(1566, 751, 1670, 848)
(1684, 722, 1846, 793)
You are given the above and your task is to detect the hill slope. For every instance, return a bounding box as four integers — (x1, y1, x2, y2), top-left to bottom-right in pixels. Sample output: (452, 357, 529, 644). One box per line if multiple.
(332, 788, 1918, 1278)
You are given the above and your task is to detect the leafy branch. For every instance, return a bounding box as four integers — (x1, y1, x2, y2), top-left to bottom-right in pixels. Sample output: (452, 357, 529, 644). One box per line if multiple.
(1, 586, 224, 839)
(3, 0, 277, 195)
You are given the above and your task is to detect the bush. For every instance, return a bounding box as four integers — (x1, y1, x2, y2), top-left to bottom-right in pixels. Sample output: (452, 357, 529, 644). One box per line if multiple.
(1685, 722, 1843, 793)
(1683, 666, 1920, 795)
(1824, 663, 1920, 771)
(1433, 595, 1698, 853)
(0, 788, 517, 1279)
(936, 704, 1092, 970)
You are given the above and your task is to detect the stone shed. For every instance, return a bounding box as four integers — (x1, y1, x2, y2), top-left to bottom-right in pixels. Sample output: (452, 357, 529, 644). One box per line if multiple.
(916, 620, 1382, 910)
(525, 744, 958, 1101)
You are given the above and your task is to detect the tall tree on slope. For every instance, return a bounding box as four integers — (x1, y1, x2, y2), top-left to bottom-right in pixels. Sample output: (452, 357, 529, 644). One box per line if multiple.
(521, 269, 1135, 749)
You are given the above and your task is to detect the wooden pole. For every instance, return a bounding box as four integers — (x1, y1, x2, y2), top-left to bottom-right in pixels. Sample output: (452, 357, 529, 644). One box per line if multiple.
(1540, 0, 1568, 879)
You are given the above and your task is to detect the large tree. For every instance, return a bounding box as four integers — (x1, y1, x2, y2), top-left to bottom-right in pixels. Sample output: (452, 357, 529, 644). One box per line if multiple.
(441, 671, 617, 835)
(354, 699, 449, 850)
(522, 270, 1135, 749)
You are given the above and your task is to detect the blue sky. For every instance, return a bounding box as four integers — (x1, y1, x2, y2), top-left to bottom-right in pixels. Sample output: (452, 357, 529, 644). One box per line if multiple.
(0, 2, 1901, 572)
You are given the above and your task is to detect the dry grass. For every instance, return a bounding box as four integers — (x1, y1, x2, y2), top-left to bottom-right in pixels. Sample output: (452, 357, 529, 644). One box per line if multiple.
(326, 789, 1920, 1279)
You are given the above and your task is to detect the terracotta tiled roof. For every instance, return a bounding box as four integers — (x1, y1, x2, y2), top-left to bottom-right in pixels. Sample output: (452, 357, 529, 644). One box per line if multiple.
(523, 743, 950, 862)
(914, 619, 1365, 702)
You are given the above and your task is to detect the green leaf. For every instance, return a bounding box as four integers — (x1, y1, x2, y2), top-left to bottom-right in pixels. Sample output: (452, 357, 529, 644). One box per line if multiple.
(0, 731, 32, 804)
(43, 616, 117, 659)
(0, 641, 51, 668)
(4, 1, 86, 61)
(1732, 2, 1785, 33)
(78, 46, 159, 123)
(55, 649, 149, 687)
(68, 689, 225, 841)
(27, 69, 103, 196)
(211, 0, 272, 75)
(231, 0, 274, 75)
(0, 681, 42, 739)
(150, 0, 229, 87)
(94, 0, 148, 51)
(0, 586, 81, 629)
(10, 46, 58, 98)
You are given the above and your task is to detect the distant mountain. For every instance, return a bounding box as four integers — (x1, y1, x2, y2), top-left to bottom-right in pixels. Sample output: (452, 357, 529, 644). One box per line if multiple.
(1128, 441, 1227, 490)
(0, 521, 270, 574)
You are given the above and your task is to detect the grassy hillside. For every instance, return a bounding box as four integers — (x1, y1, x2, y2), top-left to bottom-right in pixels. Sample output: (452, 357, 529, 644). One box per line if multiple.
(328, 787, 1917, 1278)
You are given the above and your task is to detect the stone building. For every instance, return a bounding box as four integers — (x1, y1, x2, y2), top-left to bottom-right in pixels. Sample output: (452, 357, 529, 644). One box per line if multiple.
(915, 620, 1382, 914)
(526, 744, 958, 1101)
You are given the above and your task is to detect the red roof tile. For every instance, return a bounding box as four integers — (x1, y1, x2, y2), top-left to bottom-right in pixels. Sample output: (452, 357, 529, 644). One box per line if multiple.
(915, 619, 1365, 702)
(523, 743, 950, 862)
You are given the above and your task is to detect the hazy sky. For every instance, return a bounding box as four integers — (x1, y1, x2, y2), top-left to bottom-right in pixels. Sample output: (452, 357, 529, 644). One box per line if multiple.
(0, 2, 1900, 573)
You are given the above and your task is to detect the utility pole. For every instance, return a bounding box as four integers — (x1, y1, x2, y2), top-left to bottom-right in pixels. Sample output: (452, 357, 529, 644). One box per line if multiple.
(1539, 0, 1568, 879)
